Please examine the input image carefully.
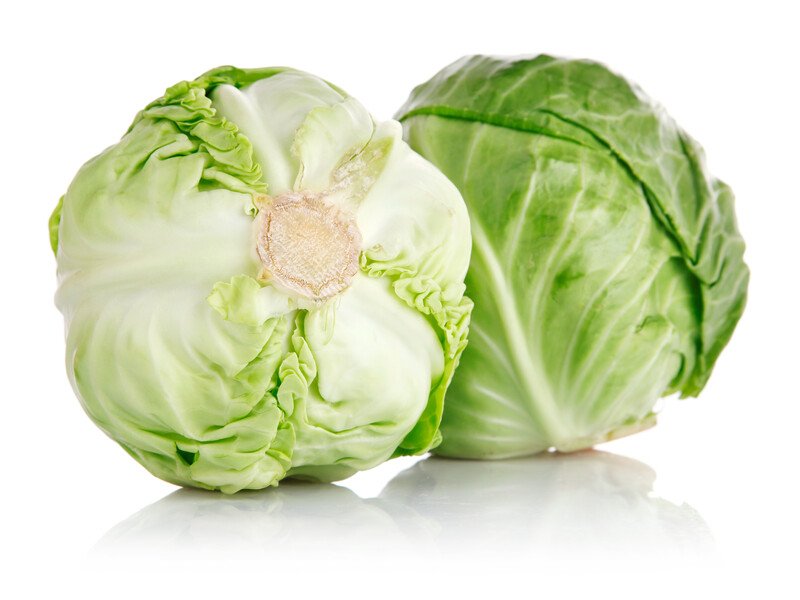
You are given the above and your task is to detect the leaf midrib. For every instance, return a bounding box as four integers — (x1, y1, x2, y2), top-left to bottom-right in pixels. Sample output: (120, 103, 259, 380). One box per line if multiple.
(470, 220, 568, 444)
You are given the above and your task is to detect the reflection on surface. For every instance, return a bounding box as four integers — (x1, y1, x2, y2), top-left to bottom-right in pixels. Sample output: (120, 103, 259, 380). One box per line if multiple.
(93, 481, 430, 559)
(93, 451, 711, 560)
(379, 451, 713, 558)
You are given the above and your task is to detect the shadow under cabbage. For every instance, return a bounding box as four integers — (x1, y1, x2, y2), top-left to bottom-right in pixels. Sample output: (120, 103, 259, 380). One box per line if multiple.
(92, 450, 712, 561)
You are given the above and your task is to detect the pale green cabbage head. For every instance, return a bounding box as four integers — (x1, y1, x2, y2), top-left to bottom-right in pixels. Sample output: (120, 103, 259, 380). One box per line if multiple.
(397, 55, 748, 458)
(50, 66, 472, 492)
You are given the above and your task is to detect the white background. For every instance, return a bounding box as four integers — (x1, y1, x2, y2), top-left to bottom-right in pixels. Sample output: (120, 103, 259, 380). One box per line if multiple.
(1, 0, 797, 597)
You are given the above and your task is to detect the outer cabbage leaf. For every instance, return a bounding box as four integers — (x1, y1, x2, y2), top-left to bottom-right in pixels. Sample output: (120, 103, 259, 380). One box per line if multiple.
(397, 55, 747, 457)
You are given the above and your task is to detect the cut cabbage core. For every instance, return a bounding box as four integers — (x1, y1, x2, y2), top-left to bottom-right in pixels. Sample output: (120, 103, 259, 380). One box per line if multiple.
(255, 192, 361, 300)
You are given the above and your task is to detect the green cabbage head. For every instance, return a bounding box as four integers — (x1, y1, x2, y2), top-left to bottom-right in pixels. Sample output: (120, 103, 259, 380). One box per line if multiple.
(50, 66, 472, 492)
(397, 55, 748, 458)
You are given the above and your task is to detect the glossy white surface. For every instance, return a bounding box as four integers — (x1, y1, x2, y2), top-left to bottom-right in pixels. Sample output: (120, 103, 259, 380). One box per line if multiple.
(93, 451, 713, 560)
(1, 0, 797, 597)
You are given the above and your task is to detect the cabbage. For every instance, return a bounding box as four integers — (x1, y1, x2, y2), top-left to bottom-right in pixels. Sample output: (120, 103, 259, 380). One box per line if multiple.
(397, 55, 748, 458)
(50, 66, 472, 492)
